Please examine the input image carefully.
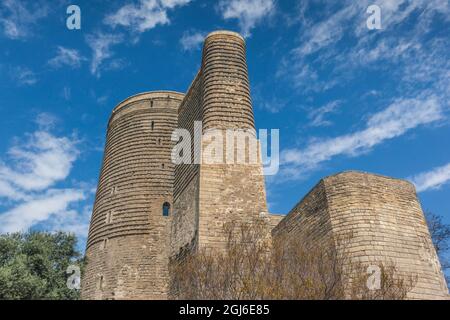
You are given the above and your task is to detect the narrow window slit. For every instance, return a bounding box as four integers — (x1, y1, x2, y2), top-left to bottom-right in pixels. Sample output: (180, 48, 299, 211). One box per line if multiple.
(163, 202, 170, 216)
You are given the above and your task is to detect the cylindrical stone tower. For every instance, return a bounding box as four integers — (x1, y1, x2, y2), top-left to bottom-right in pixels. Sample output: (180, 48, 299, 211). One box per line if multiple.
(202, 30, 255, 131)
(198, 31, 268, 248)
(81, 91, 184, 300)
(170, 31, 269, 258)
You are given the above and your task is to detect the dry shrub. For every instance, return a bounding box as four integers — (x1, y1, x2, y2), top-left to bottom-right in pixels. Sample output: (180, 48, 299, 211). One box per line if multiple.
(349, 263, 417, 300)
(170, 219, 416, 300)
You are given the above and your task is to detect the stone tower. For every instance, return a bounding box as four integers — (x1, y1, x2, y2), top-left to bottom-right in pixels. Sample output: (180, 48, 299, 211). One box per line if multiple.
(81, 30, 448, 300)
(272, 172, 449, 299)
(170, 31, 269, 258)
(81, 91, 184, 299)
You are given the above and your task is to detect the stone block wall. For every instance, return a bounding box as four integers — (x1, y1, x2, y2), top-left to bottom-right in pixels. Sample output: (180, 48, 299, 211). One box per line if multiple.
(170, 72, 203, 258)
(197, 31, 268, 249)
(272, 180, 333, 246)
(273, 171, 448, 299)
(170, 31, 268, 258)
(81, 91, 184, 300)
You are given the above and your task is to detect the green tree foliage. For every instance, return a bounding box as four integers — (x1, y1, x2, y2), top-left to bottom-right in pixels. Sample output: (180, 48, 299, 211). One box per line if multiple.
(0, 231, 84, 300)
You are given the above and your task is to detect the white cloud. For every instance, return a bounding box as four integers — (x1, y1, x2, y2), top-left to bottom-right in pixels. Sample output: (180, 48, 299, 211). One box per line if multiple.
(85, 32, 124, 76)
(0, 0, 48, 39)
(62, 86, 71, 101)
(276, 60, 338, 93)
(259, 98, 285, 114)
(308, 100, 342, 127)
(10, 66, 37, 86)
(293, 4, 355, 59)
(282, 96, 445, 179)
(280, 0, 449, 94)
(410, 163, 450, 193)
(0, 114, 89, 239)
(89, 1, 192, 76)
(180, 31, 206, 51)
(48, 46, 86, 69)
(104, 0, 191, 33)
(35, 112, 58, 130)
(96, 95, 108, 105)
(40, 204, 92, 239)
(0, 180, 26, 201)
(0, 189, 86, 234)
(293, 0, 448, 60)
(218, 0, 274, 37)
(0, 130, 79, 192)
(159, 0, 191, 8)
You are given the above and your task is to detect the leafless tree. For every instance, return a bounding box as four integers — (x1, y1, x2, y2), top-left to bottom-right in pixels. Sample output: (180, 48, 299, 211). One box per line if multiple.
(425, 211, 450, 285)
(170, 219, 416, 300)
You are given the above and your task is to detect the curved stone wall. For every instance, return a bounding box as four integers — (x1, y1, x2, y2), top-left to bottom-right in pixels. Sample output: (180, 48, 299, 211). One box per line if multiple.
(273, 171, 448, 299)
(170, 31, 268, 259)
(81, 91, 184, 299)
(202, 31, 255, 131)
(324, 172, 448, 299)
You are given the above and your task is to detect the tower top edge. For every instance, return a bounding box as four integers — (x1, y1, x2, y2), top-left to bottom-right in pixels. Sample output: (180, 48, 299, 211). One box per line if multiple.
(322, 170, 416, 188)
(205, 30, 245, 42)
(112, 90, 185, 114)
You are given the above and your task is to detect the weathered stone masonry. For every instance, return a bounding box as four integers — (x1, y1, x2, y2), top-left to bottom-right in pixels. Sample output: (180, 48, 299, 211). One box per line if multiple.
(273, 172, 448, 299)
(81, 92, 184, 300)
(81, 31, 448, 300)
(171, 31, 268, 260)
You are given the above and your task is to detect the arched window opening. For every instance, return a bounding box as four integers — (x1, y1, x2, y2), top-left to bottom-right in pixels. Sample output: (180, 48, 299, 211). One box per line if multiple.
(163, 202, 170, 217)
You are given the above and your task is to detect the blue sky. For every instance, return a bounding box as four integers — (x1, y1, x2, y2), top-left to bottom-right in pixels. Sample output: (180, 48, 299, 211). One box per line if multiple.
(0, 0, 449, 265)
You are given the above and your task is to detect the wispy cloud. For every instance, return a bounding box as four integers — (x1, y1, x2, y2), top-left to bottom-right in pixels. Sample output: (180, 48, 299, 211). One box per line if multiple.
(218, 0, 274, 37)
(35, 203, 92, 238)
(279, 0, 450, 94)
(0, 114, 89, 239)
(61, 86, 71, 101)
(292, 0, 448, 61)
(292, 4, 355, 59)
(10, 66, 37, 86)
(274, 0, 450, 183)
(48, 46, 86, 69)
(256, 96, 286, 114)
(0, 129, 79, 193)
(86, 1, 192, 76)
(282, 96, 445, 179)
(85, 32, 124, 76)
(410, 163, 450, 193)
(0, 0, 48, 39)
(308, 100, 342, 127)
(35, 112, 58, 130)
(104, 0, 191, 34)
(0, 189, 86, 234)
(180, 30, 206, 51)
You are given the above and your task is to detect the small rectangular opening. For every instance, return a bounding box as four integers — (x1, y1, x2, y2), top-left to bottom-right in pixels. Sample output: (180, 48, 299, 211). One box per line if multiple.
(105, 211, 114, 224)
(98, 275, 104, 290)
(100, 238, 108, 250)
